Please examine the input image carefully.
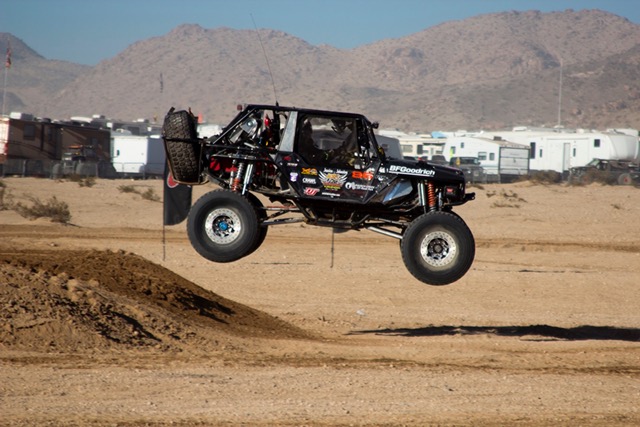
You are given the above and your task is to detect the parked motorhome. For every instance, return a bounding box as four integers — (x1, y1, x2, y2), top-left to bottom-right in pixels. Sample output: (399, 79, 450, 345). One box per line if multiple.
(0, 113, 113, 177)
(111, 133, 165, 178)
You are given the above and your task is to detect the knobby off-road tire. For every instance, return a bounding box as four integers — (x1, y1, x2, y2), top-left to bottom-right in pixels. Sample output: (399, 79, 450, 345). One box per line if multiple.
(187, 190, 263, 263)
(162, 110, 200, 183)
(245, 192, 269, 253)
(401, 211, 475, 286)
(617, 173, 633, 185)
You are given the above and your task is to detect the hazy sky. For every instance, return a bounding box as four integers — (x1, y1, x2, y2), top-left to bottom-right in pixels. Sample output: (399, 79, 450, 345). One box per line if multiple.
(3, 0, 640, 66)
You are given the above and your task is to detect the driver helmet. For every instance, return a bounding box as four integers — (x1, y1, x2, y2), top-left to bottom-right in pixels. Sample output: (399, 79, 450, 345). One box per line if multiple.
(331, 118, 349, 134)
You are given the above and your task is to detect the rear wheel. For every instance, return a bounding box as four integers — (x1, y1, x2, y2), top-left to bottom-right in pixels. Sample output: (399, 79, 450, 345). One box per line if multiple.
(401, 211, 475, 285)
(187, 190, 261, 263)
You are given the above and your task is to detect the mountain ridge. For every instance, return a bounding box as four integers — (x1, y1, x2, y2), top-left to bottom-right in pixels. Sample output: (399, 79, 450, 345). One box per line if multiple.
(2, 9, 640, 132)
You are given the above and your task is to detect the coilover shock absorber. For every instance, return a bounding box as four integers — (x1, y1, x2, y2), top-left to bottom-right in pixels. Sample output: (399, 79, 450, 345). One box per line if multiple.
(427, 181, 437, 211)
(231, 161, 246, 192)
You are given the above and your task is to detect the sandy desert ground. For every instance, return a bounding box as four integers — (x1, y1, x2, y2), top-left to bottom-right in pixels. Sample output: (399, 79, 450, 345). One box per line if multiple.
(0, 176, 639, 426)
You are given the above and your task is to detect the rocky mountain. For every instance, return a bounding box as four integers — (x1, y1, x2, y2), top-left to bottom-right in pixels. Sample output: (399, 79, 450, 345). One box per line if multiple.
(3, 9, 640, 131)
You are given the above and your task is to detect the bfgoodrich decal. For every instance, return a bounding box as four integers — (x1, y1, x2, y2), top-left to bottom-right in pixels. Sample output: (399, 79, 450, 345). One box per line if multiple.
(388, 164, 435, 177)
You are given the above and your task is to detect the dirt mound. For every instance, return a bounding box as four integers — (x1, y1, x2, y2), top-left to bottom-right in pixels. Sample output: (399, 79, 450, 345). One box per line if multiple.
(0, 248, 310, 354)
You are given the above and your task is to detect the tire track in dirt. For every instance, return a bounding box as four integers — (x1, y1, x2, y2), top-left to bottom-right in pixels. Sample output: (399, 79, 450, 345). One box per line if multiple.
(3, 224, 640, 253)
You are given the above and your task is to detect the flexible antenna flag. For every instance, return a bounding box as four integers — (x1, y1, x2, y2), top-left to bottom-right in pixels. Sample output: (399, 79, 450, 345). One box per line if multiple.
(250, 14, 279, 105)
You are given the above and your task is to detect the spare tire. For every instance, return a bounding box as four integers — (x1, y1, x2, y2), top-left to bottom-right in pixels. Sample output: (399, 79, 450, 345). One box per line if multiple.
(162, 109, 201, 183)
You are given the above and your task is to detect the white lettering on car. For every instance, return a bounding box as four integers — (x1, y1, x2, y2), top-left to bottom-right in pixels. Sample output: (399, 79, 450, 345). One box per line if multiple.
(388, 165, 435, 177)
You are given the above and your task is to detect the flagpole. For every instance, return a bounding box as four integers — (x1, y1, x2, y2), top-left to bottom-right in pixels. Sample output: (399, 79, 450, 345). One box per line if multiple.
(160, 72, 166, 261)
(2, 41, 10, 117)
(1, 66, 7, 117)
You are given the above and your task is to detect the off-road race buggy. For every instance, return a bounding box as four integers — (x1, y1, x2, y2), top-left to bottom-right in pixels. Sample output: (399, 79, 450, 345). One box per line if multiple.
(162, 104, 476, 285)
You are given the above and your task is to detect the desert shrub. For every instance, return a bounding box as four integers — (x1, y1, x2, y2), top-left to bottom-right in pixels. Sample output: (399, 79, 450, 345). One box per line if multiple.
(491, 200, 522, 208)
(118, 185, 160, 202)
(528, 170, 563, 184)
(140, 188, 160, 202)
(568, 169, 617, 186)
(14, 196, 71, 223)
(489, 189, 526, 208)
(63, 174, 96, 187)
(118, 185, 137, 193)
(79, 176, 96, 187)
(0, 180, 9, 210)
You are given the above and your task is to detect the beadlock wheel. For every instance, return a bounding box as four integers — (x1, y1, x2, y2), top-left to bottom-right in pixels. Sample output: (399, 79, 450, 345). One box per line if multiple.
(187, 190, 262, 263)
(419, 230, 457, 268)
(204, 208, 243, 244)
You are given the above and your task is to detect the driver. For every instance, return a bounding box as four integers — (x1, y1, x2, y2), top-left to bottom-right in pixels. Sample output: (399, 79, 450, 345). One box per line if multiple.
(328, 118, 357, 166)
(298, 119, 326, 163)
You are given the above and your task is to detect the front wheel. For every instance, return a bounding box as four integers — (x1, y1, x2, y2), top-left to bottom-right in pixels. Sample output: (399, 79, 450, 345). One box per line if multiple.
(401, 212, 475, 285)
(187, 190, 261, 263)
(244, 192, 269, 253)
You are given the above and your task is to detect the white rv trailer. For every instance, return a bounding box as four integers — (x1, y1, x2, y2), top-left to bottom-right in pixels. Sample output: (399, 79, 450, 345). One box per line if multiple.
(111, 133, 165, 178)
(378, 129, 445, 160)
(442, 134, 530, 181)
(375, 134, 403, 160)
(481, 128, 639, 174)
(198, 123, 223, 138)
(71, 115, 161, 136)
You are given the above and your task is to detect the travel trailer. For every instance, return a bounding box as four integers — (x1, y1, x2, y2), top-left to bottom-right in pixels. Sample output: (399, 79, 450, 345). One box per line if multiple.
(482, 128, 639, 175)
(378, 129, 445, 160)
(442, 134, 530, 181)
(197, 123, 223, 138)
(111, 133, 166, 178)
(375, 134, 403, 160)
(71, 115, 162, 136)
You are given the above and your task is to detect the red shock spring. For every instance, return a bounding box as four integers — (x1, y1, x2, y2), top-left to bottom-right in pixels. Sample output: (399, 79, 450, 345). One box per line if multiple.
(427, 182, 437, 210)
(231, 162, 245, 192)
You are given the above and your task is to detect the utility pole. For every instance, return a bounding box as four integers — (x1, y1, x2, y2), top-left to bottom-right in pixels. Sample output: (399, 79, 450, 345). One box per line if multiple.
(557, 58, 563, 128)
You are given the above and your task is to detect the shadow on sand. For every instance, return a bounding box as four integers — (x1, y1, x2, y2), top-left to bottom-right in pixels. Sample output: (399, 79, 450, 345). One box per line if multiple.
(350, 324, 640, 342)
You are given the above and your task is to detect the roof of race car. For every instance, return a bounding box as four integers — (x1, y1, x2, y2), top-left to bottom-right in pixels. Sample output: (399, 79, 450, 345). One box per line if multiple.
(241, 104, 373, 122)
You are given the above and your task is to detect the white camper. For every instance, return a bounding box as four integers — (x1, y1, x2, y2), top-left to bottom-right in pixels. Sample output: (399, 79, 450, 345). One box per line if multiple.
(378, 129, 445, 160)
(111, 134, 166, 178)
(198, 123, 223, 138)
(442, 134, 530, 181)
(375, 134, 403, 160)
(482, 128, 639, 174)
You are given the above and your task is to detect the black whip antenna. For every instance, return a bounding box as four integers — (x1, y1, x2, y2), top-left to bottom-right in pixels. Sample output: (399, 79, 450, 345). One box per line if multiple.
(250, 14, 279, 105)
